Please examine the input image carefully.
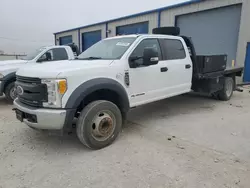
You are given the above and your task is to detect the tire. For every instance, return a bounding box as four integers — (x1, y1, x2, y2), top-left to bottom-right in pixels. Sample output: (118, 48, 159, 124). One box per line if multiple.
(152, 27, 180, 36)
(211, 92, 219, 100)
(76, 100, 122, 150)
(218, 77, 234, 101)
(4, 82, 16, 103)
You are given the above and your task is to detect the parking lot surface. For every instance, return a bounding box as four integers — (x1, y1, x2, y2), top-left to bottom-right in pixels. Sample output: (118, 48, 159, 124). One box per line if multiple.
(0, 90, 250, 188)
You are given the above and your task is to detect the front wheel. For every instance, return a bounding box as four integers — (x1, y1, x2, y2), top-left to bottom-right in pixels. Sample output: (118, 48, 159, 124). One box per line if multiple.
(76, 100, 122, 150)
(4, 82, 17, 103)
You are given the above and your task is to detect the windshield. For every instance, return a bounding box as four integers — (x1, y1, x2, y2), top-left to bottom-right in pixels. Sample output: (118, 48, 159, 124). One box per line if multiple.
(21, 47, 45, 61)
(77, 37, 136, 60)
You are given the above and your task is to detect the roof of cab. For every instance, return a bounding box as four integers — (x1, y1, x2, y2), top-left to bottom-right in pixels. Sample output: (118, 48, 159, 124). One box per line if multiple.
(104, 34, 182, 40)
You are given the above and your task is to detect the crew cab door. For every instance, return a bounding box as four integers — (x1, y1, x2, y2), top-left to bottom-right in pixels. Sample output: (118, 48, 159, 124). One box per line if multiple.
(127, 37, 192, 107)
(158, 38, 192, 94)
(127, 38, 168, 106)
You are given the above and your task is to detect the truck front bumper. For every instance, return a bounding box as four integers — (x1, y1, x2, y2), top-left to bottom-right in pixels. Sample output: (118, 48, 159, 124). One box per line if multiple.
(13, 99, 71, 130)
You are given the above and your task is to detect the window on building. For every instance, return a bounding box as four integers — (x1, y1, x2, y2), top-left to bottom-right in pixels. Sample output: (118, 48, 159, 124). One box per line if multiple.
(161, 39, 186, 60)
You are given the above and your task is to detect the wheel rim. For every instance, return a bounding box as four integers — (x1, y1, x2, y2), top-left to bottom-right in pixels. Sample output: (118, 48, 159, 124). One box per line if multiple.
(10, 86, 17, 100)
(225, 80, 233, 97)
(91, 110, 116, 142)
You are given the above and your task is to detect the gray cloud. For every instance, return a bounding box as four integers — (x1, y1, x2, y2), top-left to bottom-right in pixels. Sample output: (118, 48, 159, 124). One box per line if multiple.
(0, 0, 187, 54)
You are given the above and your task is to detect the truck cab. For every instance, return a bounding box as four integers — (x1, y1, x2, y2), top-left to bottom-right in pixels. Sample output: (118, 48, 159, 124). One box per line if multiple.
(13, 28, 243, 150)
(0, 45, 77, 102)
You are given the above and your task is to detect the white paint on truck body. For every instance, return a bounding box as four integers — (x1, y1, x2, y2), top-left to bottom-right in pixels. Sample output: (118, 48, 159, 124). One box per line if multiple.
(17, 34, 193, 108)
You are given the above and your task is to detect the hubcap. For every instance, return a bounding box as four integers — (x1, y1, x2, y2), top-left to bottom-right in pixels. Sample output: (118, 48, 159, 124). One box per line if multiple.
(225, 80, 233, 97)
(91, 111, 116, 142)
(10, 87, 17, 100)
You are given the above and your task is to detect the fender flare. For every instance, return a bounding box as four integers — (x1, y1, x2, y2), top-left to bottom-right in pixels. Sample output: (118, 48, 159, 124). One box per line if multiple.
(0, 72, 16, 93)
(65, 78, 130, 113)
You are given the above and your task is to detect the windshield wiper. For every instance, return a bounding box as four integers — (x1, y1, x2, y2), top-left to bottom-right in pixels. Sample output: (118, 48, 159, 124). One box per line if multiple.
(77, 56, 103, 60)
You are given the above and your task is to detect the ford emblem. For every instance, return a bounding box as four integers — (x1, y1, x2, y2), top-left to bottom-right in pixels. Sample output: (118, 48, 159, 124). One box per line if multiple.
(16, 86, 24, 96)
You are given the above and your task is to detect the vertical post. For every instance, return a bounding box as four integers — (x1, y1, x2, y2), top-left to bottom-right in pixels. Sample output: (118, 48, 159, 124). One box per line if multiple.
(158, 10, 161, 28)
(54, 34, 57, 45)
(106, 22, 109, 38)
(78, 29, 81, 52)
(174, 15, 178, 27)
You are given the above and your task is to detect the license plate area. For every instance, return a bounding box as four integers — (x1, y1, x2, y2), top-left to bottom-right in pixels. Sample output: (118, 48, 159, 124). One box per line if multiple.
(16, 109, 24, 122)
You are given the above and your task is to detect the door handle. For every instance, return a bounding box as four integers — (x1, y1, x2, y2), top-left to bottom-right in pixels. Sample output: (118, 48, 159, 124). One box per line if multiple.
(161, 67, 168, 72)
(185, 64, 191, 69)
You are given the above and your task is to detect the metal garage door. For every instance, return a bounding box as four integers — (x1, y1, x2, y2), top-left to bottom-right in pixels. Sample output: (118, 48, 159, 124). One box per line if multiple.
(59, 35, 72, 45)
(243, 43, 250, 82)
(176, 5, 242, 67)
(82, 30, 102, 51)
(116, 22, 149, 35)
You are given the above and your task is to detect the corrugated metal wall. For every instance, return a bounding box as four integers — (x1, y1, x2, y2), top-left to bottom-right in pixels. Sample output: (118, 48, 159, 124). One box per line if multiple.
(160, 0, 242, 26)
(237, 0, 250, 72)
(54, 0, 250, 81)
(107, 13, 158, 37)
(160, 0, 247, 70)
(79, 24, 106, 52)
(176, 4, 242, 68)
(55, 30, 78, 46)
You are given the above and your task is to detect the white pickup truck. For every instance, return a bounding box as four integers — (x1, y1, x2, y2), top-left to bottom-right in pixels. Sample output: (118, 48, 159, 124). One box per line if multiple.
(13, 27, 243, 150)
(0, 44, 78, 102)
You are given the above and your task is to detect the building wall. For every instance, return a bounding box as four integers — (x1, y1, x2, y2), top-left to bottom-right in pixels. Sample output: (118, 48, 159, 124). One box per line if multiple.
(160, 0, 244, 67)
(107, 12, 158, 37)
(236, 0, 250, 70)
(160, 0, 242, 26)
(79, 24, 106, 52)
(54, 0, 250, 82)
(55, 30, 78, 46)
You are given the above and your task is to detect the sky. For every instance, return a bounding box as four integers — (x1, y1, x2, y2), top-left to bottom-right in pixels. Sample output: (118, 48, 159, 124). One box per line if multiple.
(0, 0, 188, 54)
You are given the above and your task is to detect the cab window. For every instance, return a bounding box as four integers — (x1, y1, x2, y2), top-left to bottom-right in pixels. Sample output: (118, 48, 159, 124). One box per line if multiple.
(130, 39, 162, 66)
(161, 39, 186, 60)
(37, 48, 68, 62)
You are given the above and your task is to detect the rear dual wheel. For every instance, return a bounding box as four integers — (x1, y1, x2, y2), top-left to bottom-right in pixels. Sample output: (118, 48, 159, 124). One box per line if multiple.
(212, 77, 234, 101)
(76, 100, 122, 150)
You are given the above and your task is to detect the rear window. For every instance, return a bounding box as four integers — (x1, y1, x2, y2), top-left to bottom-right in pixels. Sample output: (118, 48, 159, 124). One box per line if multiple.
(52, 48, 68, 60)
(161, 39, 186, 60)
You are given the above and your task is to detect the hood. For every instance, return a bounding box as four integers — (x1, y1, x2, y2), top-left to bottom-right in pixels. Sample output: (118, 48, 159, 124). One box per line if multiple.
(0, 60, 28, 76)
(0, 60, 27, 66)
(16, 59, 113, 78)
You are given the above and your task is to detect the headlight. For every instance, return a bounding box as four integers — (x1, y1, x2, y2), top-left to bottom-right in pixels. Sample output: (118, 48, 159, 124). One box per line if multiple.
(42, 79, 67, 108)
(0, 73, 4, 79)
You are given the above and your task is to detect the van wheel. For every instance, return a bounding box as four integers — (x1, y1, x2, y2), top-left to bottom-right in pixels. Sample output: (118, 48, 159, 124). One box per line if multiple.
(218, 77, 234, 101)
(76, 100, 122, 150)
(4, 82, 17, 103)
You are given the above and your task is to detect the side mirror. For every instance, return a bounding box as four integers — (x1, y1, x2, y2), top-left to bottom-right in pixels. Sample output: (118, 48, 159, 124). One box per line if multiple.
(37, 57, 47, 63)
(37, 52, 51, 63)
(128, 56, 142, 68)
(143, 48, 159, 66)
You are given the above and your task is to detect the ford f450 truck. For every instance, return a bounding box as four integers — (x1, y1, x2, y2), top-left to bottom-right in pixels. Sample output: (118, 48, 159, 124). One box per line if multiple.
(0, 44, 79, 102)
(13, 27, 243, 149)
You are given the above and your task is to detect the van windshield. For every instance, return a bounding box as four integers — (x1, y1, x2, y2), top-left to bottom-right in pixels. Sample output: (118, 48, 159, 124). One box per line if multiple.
(77, 37, 136, 60)
(22, 47, 46, 61)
